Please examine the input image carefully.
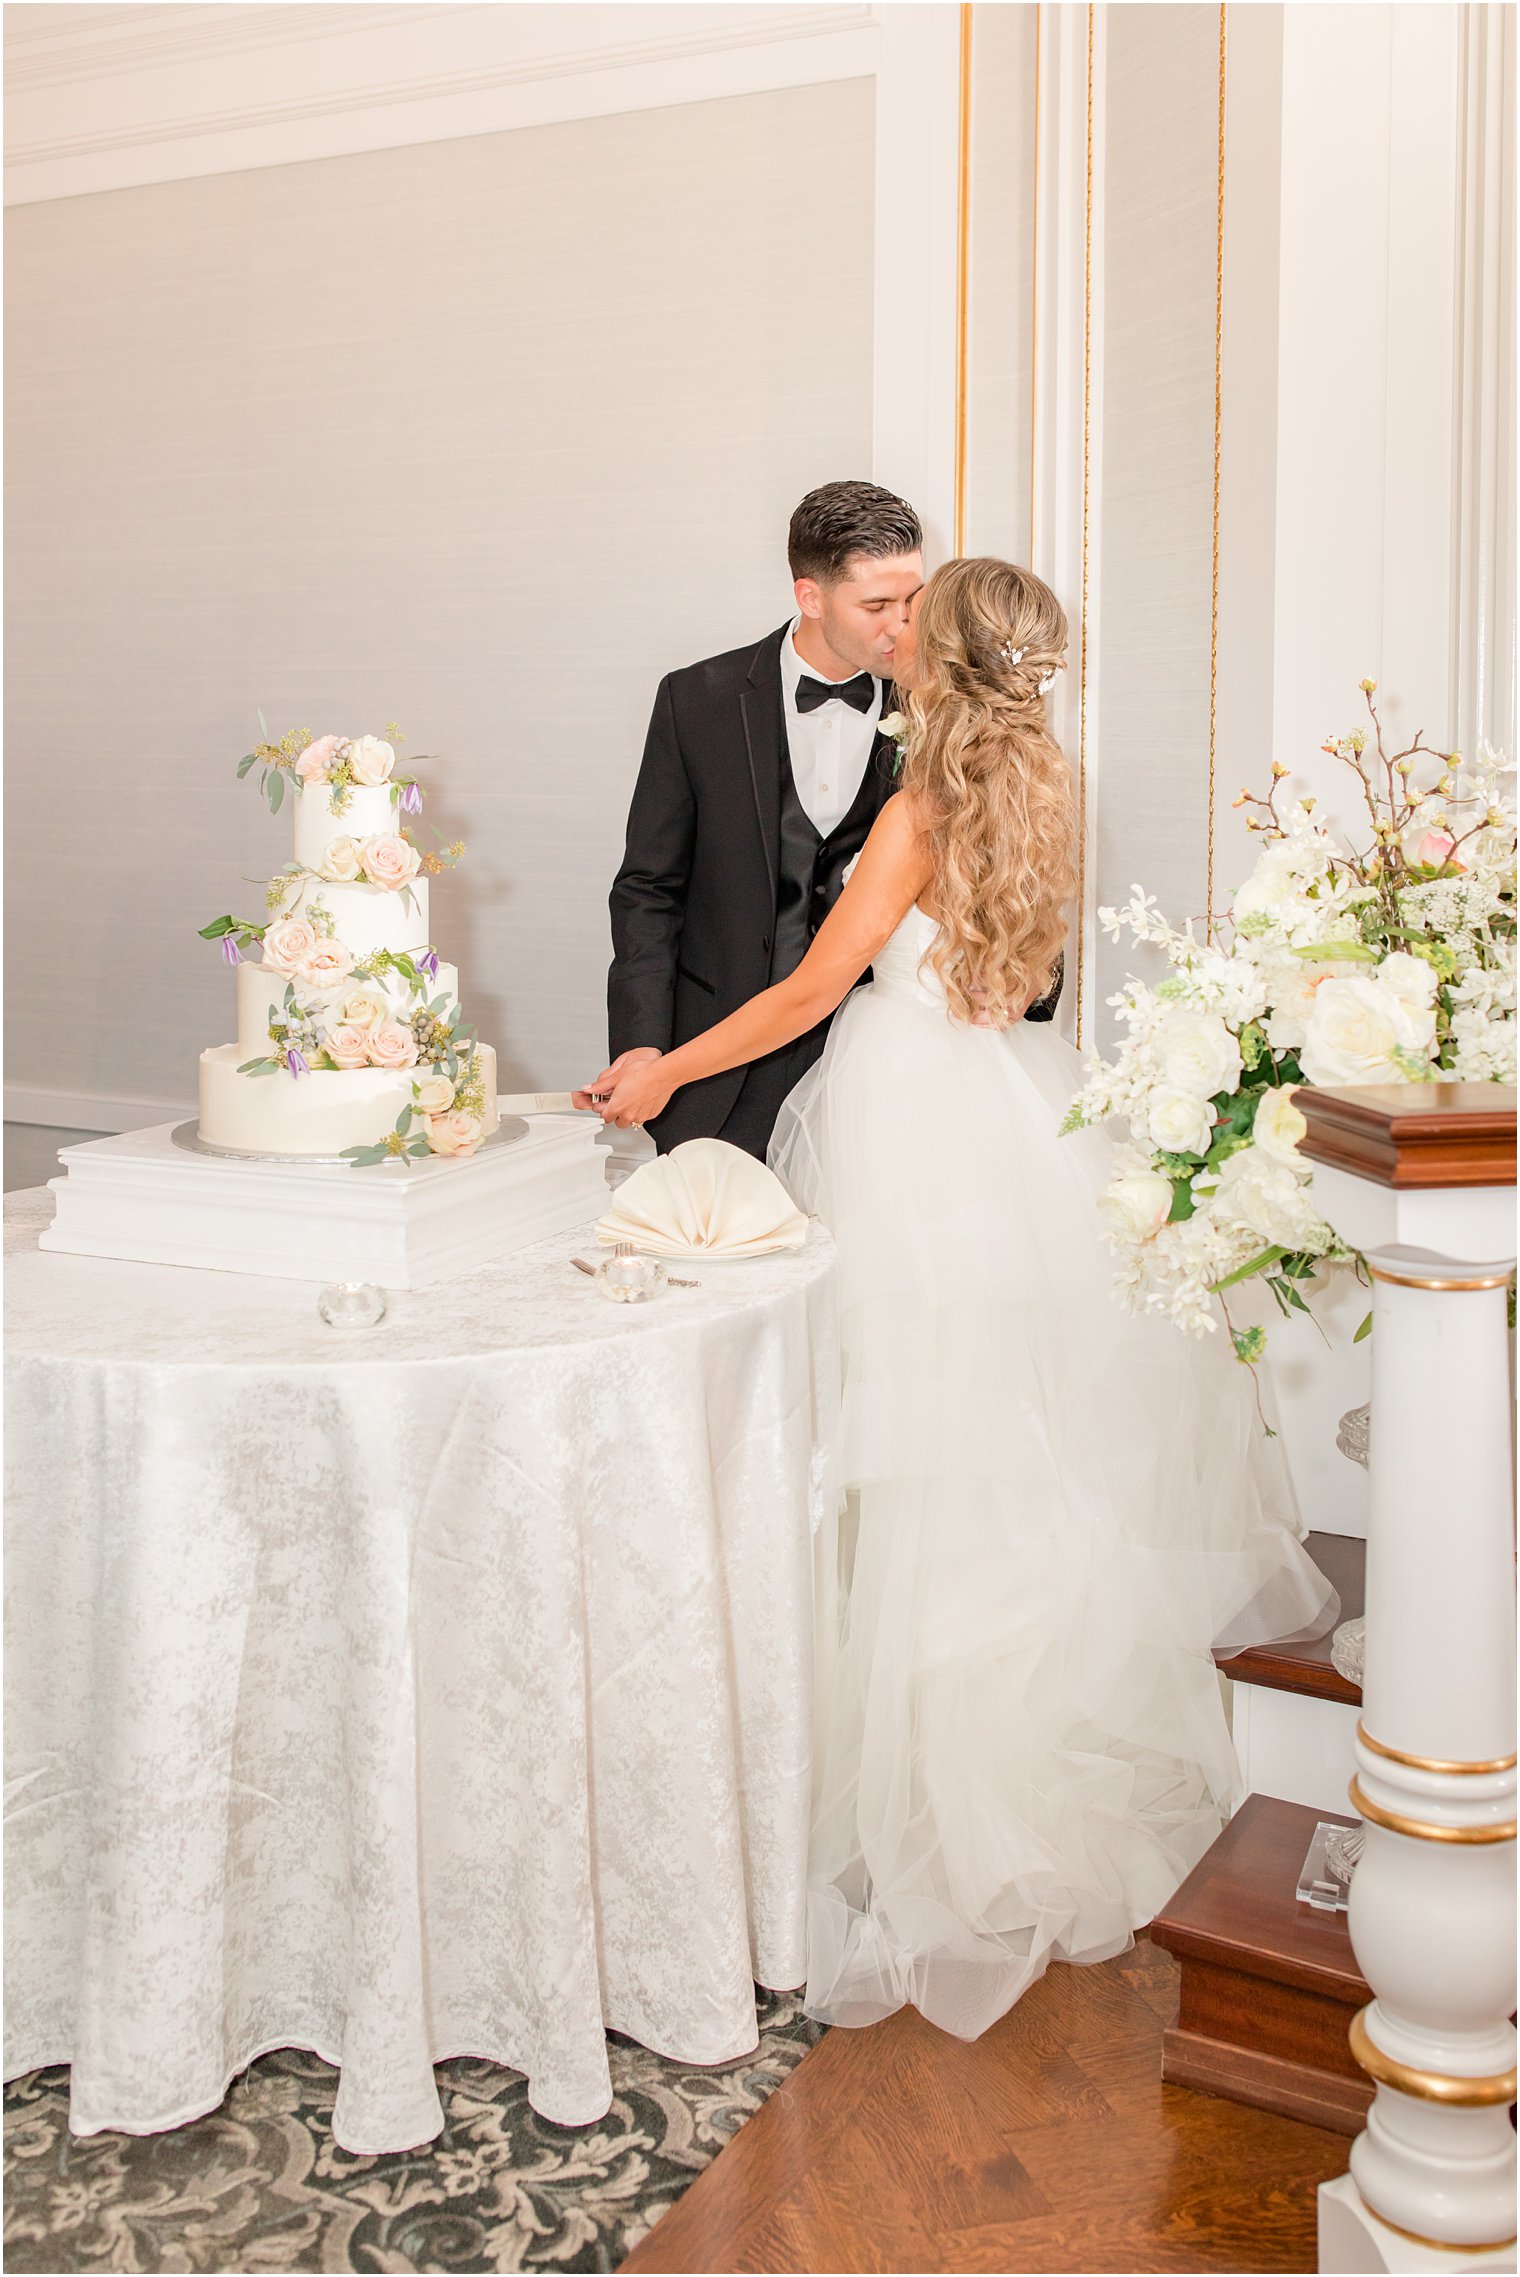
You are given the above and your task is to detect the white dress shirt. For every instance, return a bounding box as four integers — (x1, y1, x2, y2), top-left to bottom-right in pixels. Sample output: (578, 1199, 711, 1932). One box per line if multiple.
(779, 617, 884, 838)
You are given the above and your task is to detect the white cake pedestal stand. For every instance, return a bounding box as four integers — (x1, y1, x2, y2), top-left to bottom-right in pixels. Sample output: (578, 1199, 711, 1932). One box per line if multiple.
(40, 1111, 613, 1288)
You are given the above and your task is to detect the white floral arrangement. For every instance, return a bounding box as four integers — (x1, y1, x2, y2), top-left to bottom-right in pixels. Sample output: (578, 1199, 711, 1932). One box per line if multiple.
(1064, 686, 1516, 1363)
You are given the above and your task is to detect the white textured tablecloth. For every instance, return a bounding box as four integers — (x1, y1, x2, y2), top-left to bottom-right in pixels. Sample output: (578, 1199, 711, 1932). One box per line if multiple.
(3, 1185, 837, 2151)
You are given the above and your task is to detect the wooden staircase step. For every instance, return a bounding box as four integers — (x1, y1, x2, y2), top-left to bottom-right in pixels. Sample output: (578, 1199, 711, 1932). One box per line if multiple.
(1152, 1793, 1372, 2136)
(1215, 1530, 1365, 1706)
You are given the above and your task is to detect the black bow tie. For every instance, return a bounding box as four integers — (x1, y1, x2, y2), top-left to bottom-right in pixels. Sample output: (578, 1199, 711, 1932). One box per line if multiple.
(794, 671, 876, 717)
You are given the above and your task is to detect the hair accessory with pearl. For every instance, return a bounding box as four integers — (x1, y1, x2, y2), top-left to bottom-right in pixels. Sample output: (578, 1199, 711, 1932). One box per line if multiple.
(1038, 669, 1058, 695)
(1002, 642, 1025, 668)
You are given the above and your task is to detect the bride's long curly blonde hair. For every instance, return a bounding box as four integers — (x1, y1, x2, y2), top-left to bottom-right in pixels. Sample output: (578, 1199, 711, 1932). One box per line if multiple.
(899, 557, 1078, 1027)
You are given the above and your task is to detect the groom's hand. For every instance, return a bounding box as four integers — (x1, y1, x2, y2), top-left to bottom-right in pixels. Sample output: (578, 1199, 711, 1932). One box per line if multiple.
(572, 1047, 663, 1113)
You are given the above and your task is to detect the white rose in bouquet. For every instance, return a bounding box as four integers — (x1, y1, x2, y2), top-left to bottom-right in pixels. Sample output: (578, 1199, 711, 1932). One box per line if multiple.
(1145, 1088, 1216, 1157)
(1155, 1009, 1242, 1101)
(1214, 1150, 1333, 1251)
(1262, 958, 1338, 1051)
(1250, 1083, 1308, 1167)
(1300, 971, 1437, 1087)
(1098, 1170, 1173, 1244)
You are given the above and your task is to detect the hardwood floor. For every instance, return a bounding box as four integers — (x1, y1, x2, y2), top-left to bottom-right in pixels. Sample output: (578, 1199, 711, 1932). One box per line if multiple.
(620, 1939, 1350, 2274)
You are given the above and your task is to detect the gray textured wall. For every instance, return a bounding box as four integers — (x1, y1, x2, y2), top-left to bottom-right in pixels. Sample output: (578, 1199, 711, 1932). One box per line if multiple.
(5, 78, 874, 1109)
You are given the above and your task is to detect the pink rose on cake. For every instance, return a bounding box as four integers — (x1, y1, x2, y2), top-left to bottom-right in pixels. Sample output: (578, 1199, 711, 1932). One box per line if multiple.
(323, 1023, 372, 1071)
(299, 939, 356, 990)
(413, 1073, 455, 1114)
(295, 735, 339, 783)
(425, 1110, 484, 1157)
(341, 990, 389, 1033)
(359, 833, 421, 891)
(262, 916, 320, 975)
(366, 1020, 419, 1071)
(318, 836, 363, 883)
(347, 736, 396, 788)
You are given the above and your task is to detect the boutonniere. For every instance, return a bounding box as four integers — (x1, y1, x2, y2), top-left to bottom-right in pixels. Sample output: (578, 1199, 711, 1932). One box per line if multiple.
(879, 711, 909, 778)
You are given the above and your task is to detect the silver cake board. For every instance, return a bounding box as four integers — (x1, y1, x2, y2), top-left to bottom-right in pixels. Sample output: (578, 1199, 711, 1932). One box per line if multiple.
(39, 1112, 612, 1289)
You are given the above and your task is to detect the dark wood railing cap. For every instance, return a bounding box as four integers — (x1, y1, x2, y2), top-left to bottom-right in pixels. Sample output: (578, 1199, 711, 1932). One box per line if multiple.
(1297, 1083, 1517, 1190)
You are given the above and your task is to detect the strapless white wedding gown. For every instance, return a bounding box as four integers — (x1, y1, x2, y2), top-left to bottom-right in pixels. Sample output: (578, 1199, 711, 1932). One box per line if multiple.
(768, 903, 1338, 2038)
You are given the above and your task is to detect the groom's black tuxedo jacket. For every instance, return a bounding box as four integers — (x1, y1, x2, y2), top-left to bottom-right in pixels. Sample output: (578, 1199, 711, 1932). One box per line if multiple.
(608, 622, 1064, 1156)
(608, 624, 899, 1153)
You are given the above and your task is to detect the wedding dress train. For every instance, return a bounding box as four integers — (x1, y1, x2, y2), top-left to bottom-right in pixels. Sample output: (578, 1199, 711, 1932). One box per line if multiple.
(769, 904, 1338, 2038)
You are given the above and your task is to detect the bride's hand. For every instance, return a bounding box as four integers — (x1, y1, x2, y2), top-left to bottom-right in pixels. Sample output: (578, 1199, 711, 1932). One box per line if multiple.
(598, 1056, 678, 1129)
(572, 1046, 662, 1112)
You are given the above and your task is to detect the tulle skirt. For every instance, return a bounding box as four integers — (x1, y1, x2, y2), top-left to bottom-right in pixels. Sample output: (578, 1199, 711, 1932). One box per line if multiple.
(768, 985, 1338, 2038)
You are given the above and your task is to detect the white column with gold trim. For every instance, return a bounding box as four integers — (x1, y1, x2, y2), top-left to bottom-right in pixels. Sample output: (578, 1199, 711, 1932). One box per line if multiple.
(1308, 1168, 1517, 2275)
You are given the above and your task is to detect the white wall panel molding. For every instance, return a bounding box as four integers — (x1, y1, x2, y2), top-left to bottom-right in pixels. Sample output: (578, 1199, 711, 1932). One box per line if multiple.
(870, 3, 962, 561)
(1030, 1, 1104, 1047)
(4, 2, 877, 205)
(1451, 0, 1517, 767)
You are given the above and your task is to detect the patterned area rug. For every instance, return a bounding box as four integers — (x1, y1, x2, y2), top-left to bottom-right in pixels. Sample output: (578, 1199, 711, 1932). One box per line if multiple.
(4, 1993, 823, 2274)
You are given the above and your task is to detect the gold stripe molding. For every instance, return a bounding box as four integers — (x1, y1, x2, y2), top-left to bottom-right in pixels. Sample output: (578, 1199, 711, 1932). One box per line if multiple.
(1349, 2010, 1518, 2108)
(1350, 1777, 1517, 1845)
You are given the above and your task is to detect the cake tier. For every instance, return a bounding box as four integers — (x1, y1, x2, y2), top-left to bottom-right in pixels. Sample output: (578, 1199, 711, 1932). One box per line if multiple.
(199, 1042, 499, 1159)
(292, 779, 400, 873)
(275, 874, 431, 961)
(236, 958, 461, 1057)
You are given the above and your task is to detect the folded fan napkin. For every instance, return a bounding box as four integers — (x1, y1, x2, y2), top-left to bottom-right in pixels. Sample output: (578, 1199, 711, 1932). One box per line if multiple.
(596, 1138, 809, 1259)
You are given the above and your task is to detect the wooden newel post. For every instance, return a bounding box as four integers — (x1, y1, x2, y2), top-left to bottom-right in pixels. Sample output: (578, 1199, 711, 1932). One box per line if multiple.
(1298, 1084, 1517, 2275)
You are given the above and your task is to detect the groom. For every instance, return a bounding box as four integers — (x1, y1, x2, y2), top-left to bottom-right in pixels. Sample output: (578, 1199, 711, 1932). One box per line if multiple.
(582, 481, 925, 1157)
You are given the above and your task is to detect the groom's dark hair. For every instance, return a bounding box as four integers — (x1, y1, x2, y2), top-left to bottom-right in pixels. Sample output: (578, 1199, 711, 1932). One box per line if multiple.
(788, 481, 923, 585)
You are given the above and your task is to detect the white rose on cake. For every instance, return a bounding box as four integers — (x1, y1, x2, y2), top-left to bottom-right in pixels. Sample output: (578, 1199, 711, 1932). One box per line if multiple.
(413, 1073, 455, 1114)
(359, 832, 421, 891)
(1301, 966, 1437, 1086)
(1144, 1088, 1216, 1157)
(348, 737, 396, 788)
(425, 1110, 484, 1158)
(366, 1020, 419, 1070)
(323, 1023, 372, 1070)
(318, 836, 363, 883)
(341, 990, 389, 1034)
(262, 916, 320, 975)
(1154, 1009, 1242, 1102)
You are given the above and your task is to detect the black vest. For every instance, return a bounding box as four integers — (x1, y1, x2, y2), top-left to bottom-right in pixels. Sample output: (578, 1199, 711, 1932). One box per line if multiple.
(770, 723, 887, 984)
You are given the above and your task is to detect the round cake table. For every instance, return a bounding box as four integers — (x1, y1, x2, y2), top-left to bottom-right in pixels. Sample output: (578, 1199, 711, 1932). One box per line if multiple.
(2, 1185, 838, 2153)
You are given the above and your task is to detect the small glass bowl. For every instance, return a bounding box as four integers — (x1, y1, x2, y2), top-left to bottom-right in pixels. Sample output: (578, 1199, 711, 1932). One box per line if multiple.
(595, 1249, 667, 1305)
(317, 1281, 388, 1329)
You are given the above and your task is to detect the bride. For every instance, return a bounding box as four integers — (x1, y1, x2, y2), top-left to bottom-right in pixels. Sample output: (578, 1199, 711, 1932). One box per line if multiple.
(594, 556, 1338, 2038)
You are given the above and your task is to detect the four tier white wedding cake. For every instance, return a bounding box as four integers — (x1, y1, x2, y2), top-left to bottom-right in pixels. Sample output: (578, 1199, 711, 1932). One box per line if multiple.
(198, 726, 500, 1161)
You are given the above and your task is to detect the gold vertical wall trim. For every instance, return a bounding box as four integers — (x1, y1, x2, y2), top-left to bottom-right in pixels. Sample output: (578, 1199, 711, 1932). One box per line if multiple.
(1028, 3, 1042, 563)
(954, 2, 974, 558)
(1207, 2, 1226, 934)
(1075, 1, 1094, 1047)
